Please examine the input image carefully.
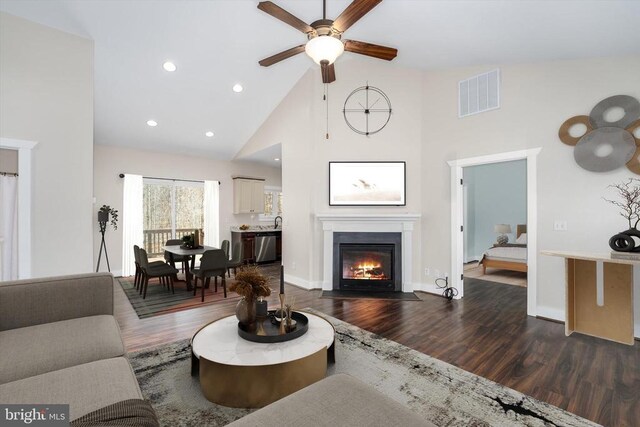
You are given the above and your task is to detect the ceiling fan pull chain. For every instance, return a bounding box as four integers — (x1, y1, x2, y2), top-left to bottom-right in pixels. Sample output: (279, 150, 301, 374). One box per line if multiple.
(325, 83, 330, 140)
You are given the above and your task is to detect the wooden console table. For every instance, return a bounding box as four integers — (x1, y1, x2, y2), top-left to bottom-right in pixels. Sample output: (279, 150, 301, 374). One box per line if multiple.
(541, 251, 636, 345)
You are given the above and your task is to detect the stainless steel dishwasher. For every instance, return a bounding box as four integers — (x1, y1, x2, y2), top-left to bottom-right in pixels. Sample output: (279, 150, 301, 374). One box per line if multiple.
(255, 233, 277, 263)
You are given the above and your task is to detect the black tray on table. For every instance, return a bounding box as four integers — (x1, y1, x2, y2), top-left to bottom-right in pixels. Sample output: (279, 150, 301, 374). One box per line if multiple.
(238, 310, 309, 343)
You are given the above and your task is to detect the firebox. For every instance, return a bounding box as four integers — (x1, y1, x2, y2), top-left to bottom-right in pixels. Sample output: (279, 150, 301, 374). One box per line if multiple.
(332, 232, 402, 292)
(340, 244, 394, 291)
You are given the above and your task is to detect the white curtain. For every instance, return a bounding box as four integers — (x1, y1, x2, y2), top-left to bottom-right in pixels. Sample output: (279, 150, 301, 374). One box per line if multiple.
(203, 180, 220, 248)
(0, 175, 18, 280)
(122, 174, 143, 277)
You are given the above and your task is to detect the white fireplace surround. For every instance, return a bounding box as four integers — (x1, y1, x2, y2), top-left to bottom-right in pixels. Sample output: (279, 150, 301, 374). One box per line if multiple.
(316, 214, 421, 292)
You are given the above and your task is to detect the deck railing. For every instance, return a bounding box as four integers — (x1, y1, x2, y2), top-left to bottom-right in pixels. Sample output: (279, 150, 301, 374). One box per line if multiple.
(143, 228, 195, 257)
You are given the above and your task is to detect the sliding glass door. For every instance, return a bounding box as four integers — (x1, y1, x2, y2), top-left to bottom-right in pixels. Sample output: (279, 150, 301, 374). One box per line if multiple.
(143, 179, 204, 256)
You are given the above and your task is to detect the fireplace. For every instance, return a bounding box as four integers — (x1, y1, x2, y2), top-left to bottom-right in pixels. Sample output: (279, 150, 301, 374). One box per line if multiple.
(333, 232, 402, 292)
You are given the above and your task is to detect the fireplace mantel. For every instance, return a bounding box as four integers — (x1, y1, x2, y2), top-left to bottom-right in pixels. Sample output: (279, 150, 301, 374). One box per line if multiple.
(316, 213, 421, 292)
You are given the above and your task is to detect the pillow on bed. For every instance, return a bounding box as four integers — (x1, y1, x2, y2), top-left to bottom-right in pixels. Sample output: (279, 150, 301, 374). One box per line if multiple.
(516, 233, 527, 244)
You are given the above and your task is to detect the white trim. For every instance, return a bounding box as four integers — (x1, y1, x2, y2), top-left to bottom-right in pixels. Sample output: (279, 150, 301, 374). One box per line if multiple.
(536, 306, 564, 323)
(0, 137, 37, 279)
(284, 273, 322, 290)
(447, 148, 541, 317)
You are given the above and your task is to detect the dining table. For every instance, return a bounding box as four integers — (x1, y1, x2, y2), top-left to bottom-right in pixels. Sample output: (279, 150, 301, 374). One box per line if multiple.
(163, 245, 218, 291)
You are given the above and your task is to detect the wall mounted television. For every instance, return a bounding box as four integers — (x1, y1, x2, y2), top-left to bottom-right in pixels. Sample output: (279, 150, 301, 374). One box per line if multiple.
(329, 161, 406, 206)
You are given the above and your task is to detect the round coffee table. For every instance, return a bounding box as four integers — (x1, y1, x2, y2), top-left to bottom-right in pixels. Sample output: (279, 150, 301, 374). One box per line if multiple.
(191, 311, 335, 408)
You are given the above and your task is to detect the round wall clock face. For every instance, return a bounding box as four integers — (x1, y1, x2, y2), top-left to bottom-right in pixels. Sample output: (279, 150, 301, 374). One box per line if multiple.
(343, 85, 392, 136)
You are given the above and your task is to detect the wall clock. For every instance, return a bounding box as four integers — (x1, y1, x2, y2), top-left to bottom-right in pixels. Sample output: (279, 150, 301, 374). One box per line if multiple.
(343, 85, 392, 136)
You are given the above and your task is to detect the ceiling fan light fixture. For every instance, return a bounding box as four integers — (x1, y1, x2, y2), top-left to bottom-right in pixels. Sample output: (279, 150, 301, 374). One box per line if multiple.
(305, 35, 344, 65)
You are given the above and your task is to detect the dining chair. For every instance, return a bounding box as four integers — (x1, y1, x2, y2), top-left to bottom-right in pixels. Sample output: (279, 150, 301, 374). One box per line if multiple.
(133, 245, 166, 291)
(139, 247, 179, 299)
(164, 239, 190, 273)
(221, 239, 230, 259)
(227, 241, 243, 278)
(191, 249, 228, 302)
(220, 239, 230, 275)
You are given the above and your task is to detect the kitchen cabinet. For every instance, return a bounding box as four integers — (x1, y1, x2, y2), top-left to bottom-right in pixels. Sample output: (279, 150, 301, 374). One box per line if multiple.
(233, 177, 265, 214)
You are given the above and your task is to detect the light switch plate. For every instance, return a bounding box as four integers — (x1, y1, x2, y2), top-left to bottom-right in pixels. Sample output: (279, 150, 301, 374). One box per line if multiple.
(553, 220, 568, 231)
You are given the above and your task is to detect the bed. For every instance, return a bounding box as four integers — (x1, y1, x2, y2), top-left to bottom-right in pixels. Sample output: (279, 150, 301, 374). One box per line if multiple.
(480, 224, 528, 274)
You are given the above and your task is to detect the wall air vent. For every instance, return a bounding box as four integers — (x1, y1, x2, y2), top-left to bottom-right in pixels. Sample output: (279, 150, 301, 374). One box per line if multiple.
(458, 69, 500, 118)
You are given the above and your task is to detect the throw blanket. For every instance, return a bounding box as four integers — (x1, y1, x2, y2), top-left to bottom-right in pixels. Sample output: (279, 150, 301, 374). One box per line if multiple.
(71, 399, 159, 427)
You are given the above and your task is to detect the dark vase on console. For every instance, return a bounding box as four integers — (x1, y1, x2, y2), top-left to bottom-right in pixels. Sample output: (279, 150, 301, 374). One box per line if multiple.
(609, 228, 640, 252)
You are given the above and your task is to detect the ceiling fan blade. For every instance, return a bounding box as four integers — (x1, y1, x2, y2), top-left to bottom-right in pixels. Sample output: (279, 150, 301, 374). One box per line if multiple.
(259, 45, 306, 67)
(321, 61, 336, 84)
(332, 0, 383, 33)
(344, 40, 397, 61)
(257, 1, 314, 34)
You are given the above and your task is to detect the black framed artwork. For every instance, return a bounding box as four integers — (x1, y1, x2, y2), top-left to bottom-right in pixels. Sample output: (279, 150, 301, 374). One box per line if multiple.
(329, 161, 406, 206)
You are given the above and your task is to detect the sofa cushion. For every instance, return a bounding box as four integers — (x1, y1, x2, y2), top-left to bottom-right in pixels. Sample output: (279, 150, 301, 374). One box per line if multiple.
(0, 315, 125, 384)
(227, 373, 435, 427)
(0, 357, 144, 421)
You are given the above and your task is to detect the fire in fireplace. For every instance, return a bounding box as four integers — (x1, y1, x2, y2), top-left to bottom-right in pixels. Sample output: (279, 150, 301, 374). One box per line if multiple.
(339, 244, 394, 291)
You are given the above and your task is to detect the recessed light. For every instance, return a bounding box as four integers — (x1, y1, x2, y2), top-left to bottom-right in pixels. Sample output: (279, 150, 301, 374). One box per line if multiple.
(205, 131, 214, 138)
(232, 83, 243, 93)
(147, 120, 158, 127)
(162, 61, 177, 72)
(274, 158, 280, 161)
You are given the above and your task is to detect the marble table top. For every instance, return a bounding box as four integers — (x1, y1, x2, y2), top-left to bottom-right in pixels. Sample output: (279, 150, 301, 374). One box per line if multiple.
(191, 312, 335, 367)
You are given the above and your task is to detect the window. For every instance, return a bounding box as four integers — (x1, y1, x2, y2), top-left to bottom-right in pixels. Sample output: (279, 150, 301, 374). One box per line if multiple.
(143, 179, 204, 256)
(260, 186, 283, 221)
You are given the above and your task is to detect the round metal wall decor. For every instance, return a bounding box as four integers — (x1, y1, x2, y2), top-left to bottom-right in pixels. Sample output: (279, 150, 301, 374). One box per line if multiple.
(558, 94, 640, 175)
(589, 95, 640, 129)
(558, 115, 592, 146)
(343, 85, 392, 136)
(573, 127, 636, 172)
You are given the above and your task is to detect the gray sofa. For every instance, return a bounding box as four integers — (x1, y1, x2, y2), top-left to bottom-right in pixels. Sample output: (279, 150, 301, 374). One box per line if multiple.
(0, 273, 145, 421)
(228, 373, 435, 427)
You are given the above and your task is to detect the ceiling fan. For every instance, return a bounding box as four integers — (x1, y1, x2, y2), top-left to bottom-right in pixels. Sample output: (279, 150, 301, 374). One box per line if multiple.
(257, 0, 398, 84)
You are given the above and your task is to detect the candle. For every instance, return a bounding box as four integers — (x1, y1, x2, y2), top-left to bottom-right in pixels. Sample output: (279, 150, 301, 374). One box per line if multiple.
(280, 265, 285, 294)
(256, 299, 268, 317)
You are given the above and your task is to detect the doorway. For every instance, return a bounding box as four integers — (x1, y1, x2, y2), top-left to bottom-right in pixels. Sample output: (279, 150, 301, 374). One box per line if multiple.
(0, 137, 37, 279)
(448, 148, 541, 317)
(463, 160, 527, 287)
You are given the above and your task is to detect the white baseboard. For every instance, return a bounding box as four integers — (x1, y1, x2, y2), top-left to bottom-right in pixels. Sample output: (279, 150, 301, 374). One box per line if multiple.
(284, 274, 322, 290)
(463, 256, 482, 264)
(535, 305, 564, 322)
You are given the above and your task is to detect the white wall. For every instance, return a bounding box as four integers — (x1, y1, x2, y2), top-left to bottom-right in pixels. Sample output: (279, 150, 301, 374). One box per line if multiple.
(421, 55, 640, 332)
(0, 12, 94, 277)
(93, 144, 281, 275)
(464, 160, 527, 260)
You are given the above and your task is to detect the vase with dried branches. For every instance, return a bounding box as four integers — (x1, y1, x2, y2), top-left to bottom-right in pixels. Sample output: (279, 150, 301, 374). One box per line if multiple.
(229, 265, 272, 330)
(605, 178, 640, 252)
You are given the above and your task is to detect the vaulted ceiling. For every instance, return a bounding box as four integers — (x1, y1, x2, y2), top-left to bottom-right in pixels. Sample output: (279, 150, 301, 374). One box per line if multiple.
(1, 0, 638, 161)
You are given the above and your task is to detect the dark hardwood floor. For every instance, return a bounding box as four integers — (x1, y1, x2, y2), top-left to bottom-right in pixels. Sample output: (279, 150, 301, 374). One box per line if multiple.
(114, 276, 639, 427)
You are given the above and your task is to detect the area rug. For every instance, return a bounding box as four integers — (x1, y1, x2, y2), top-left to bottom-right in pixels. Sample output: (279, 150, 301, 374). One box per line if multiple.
(128, 310, 599, 427)
(119, 264, 281, 319)
(464, 262, 527, 287)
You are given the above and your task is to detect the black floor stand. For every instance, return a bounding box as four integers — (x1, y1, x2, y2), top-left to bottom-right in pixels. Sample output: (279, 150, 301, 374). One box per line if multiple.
(96, 221, 111, 272)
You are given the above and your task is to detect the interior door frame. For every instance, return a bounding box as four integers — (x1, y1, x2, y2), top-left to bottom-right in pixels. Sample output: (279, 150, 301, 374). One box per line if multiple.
(447, 148, 541, 316)
(0, 137, 38, 279)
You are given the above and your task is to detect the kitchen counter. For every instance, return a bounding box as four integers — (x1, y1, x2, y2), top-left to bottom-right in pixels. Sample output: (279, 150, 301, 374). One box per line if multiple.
(231, 225, 282, 233)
